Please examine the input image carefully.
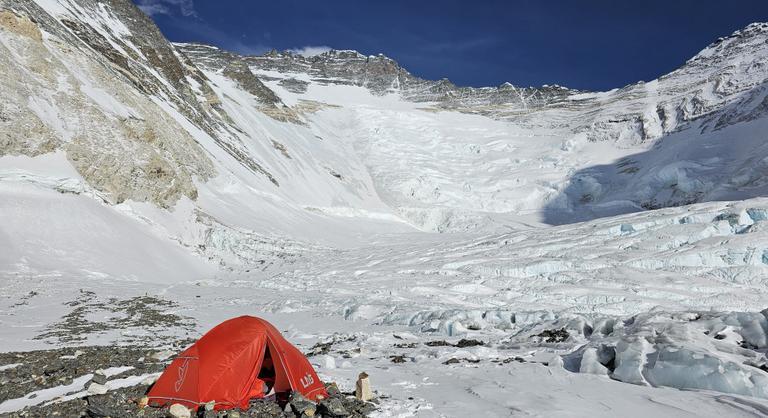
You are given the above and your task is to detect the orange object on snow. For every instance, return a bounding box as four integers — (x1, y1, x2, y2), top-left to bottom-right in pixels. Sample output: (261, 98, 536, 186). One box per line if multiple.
(147, 316, 327, 410)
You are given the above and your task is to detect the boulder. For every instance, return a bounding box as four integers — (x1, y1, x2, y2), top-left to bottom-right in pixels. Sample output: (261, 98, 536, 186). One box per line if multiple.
(168, 403, 191, 418)
(86, 382, 109, 395)
(150, 350, 175, 361)
(325, 382, 341, 397)
(85, 403, 116, 418)
(355, 372, 373, 401)
(289, 392, 317, 416)
(91, 372, 107, 385)
(318, 397, 349, 417)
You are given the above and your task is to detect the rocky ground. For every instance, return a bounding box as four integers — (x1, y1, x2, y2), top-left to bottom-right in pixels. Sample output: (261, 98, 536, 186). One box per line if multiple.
(0, 344, 377, 418)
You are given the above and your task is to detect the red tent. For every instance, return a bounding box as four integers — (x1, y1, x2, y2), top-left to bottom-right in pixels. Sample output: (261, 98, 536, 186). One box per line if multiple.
(147, 316, 328, 410)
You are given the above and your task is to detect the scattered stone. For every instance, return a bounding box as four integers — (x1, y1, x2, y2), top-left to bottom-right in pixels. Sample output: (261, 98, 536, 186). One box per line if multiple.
(497, 356, 526, 364)
(86, 394, 132, 418)
(355, 372, 373, 402)
(326, 381, 341, 397)
(150, 350, 174, 361)
(424, 340, 452, 347)
(425, 339, 484, 348)
(43, 359, 65, 375)
(91, 371, 107, 385)
(393, 342, 417, 348)
(308, 341, 334, 356)
(245, 399, 284, 416)
(200, 409, 217, 418)
(86, 402, 117, 418)
(35, 294, 196, 346)
(442, 357, 481, 365)
(306, 335, 358, 357)
(389, 355, 407, 363)
(740, 340, 759, 349)
(535, 328, 570, 343)
(289, 391, 317, 417)
(1, 347, 376, 417)
(455, 339, 484, 348)
(169, 403, 191, 418)
(87, 382, 109, 395)
(319, 397, 349, 417)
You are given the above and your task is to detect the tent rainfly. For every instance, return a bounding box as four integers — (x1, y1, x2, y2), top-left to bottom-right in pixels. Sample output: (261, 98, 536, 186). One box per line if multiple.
(147, 316, 328, 410)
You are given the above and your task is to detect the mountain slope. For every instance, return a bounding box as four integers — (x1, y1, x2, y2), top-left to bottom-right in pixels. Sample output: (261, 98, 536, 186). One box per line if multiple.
(2, 0, 768, 243)
(1, 0, 768, 415)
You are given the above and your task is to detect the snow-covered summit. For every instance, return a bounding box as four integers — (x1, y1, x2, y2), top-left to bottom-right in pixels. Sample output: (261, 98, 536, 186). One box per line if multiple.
(176, 42, 578, 109)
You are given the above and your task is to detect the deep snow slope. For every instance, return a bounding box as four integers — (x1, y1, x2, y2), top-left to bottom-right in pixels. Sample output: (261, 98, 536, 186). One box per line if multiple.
(1, 0, 768, 416)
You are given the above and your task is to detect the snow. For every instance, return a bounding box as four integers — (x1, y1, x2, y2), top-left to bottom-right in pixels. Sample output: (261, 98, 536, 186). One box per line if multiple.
(0, 155, 215, 282)
(0, 363, 22, 371)
(3, 196, 768, 415)
(0, 374, 93, 413)
(0, 370, 161, 413)
(102, 366, 134, 377)
(33, 0, 144, 59)
(47, 372, 162, 406)
(2, 5, 768, 416)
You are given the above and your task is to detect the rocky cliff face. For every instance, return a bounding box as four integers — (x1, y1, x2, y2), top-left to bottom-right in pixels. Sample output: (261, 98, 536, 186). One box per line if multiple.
(183, 45, 577, 109)
(0, 2, 216, 207)
(559, 22, 768, 146)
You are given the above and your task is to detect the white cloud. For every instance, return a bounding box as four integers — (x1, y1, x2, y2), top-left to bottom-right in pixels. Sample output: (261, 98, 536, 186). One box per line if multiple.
(287, 45, 332, 57)
(136, 2, 168, 16)
(137, 0, 197, 18)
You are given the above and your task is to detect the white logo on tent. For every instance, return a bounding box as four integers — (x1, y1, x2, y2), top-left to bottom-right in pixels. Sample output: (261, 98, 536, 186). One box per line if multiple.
(175, 358, 191, 392)
(299, 373, 314, 388)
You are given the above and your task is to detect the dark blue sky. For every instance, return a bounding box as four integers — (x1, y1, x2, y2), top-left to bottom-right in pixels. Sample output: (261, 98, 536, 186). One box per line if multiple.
(135, 0, 768, 91)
